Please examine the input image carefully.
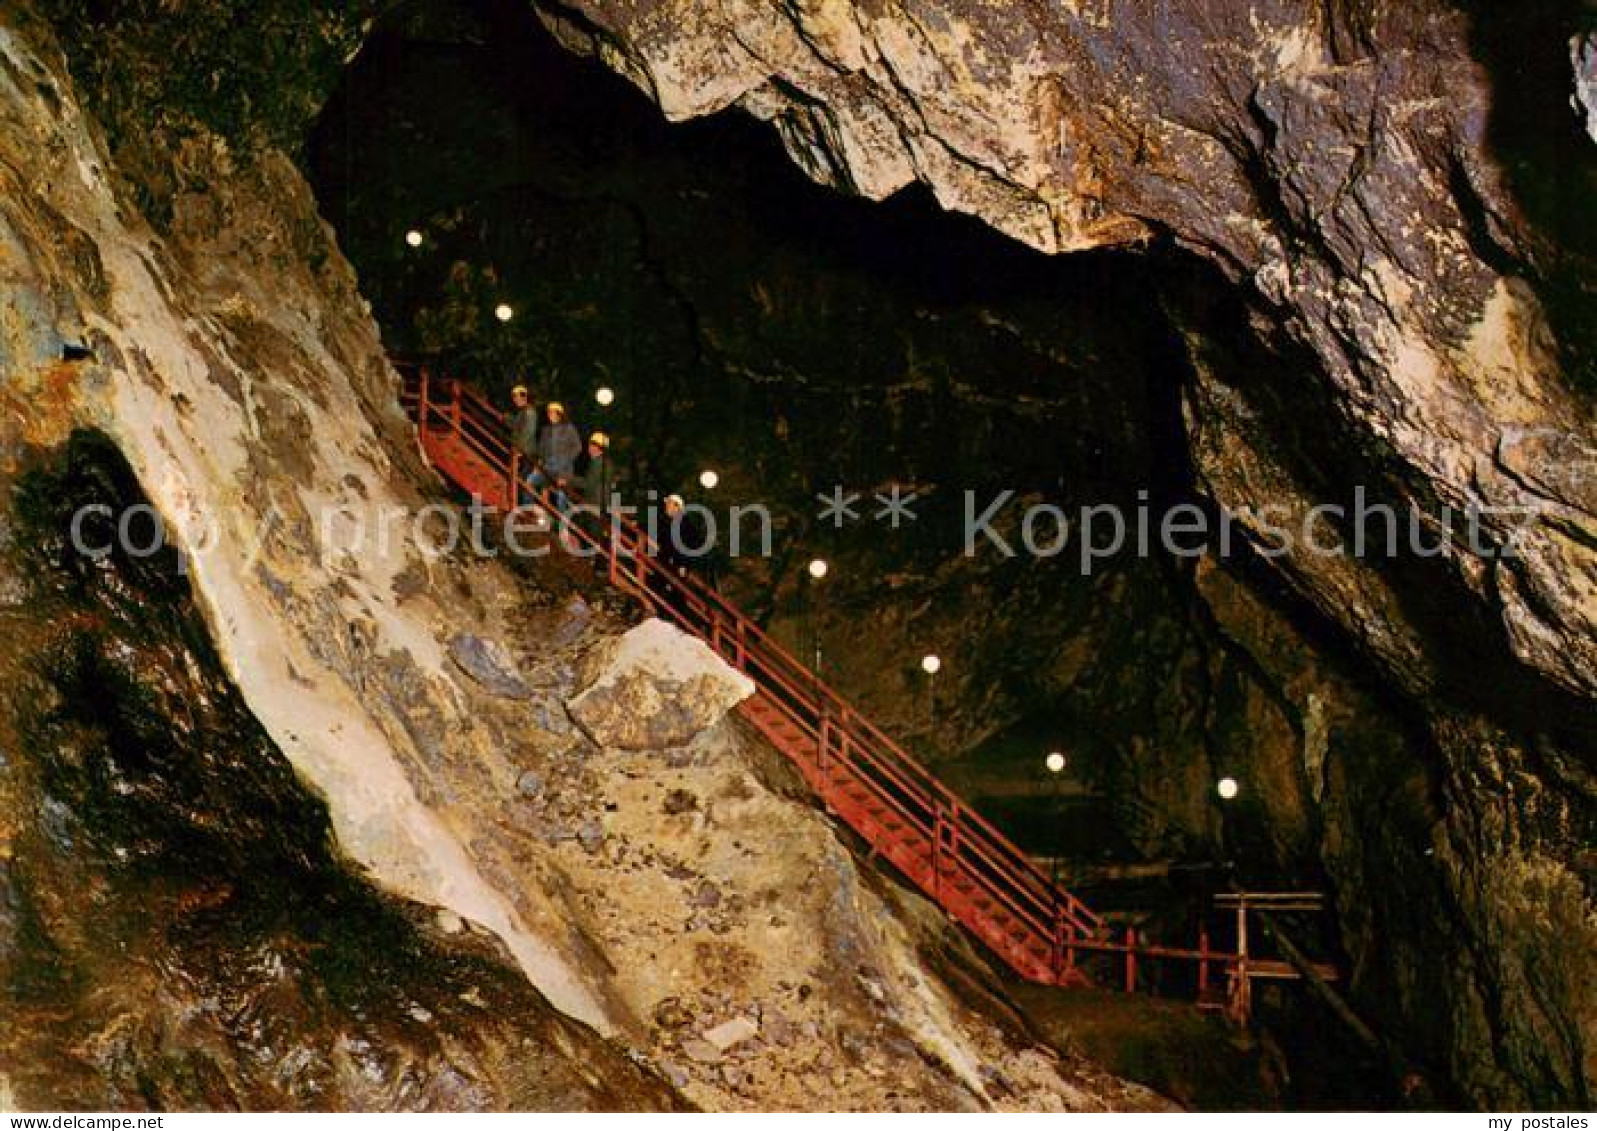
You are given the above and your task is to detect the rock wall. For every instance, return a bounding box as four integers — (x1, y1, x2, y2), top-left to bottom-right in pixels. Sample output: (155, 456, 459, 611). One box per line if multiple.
(536, 0, 1595, 703)
(0, 432, 681, 1111)
(1578, 32, 1597, 145)
(528, 0, 1597, 1106)
(0, 4, 619, 1035)
(4, 0, 1593, 1107)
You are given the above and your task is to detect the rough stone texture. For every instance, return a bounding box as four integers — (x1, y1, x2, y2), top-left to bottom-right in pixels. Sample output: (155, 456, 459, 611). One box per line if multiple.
(703, 1016, 759, 1052)
(449, 634, 535, 699)
(537, 0, 1595, 701)
(1576, 33, 1597, 146)
(4, 0, 1592, 1107)
(567, 618, 756, 750)
(0, 434, 682, 1111)
(516, 684, 1168, 1112)
(0, 9, 624, 1038)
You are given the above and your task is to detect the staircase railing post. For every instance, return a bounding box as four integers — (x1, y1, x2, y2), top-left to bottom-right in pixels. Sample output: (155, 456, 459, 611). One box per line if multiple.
(1230, 900, 1252, 1024)
(1050, 900, 1065, 982)
(509, 450, 521, 510)
(931, 803, 945, 900)
(1125, 927, 1137, 994)
(450, 378, 463, 432)
(1198, 923, 1211, 1002)
(418, 366, 431, 426)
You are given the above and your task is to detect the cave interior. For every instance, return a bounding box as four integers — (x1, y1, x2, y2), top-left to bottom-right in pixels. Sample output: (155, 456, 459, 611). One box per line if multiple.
(302, 0, 1479, 1107)
(1, 0, 1590, 1112)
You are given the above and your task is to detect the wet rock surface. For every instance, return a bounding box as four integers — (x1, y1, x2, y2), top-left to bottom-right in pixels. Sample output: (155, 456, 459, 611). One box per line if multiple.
(0, 433, 681, 1111)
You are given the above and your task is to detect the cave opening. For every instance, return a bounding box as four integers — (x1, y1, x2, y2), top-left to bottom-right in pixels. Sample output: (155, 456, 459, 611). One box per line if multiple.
(303, 0, 1443, 1108)
(308, 0, 1236, 873)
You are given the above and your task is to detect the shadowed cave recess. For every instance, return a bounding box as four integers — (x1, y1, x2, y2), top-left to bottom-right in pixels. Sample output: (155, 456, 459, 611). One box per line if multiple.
(2, 0, 1592, 1113)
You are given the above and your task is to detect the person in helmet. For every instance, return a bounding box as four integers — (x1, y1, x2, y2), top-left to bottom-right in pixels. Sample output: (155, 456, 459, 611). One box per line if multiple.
(659, 492, 710, 579)
(508, 385, 540, 507)
(536, 402, 581, 481)
(575, 431, 611, 508)
(508, 385, 539, 460)
(530, 400, 582, 510)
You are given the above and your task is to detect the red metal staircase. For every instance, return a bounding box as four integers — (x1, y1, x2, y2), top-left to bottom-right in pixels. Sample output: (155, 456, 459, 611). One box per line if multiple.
(398, 366, 1331, 1012)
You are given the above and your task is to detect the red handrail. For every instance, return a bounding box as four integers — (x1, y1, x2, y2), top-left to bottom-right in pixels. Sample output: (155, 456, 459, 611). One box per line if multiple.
(399, 366, 1111, 968)
(593, 517, 1101, 939)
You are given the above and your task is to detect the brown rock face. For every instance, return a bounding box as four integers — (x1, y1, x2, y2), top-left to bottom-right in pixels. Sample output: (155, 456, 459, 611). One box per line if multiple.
(0, 8, 1170, 1109)
(531, 0, 1597, 1106)
(0, 432, 683, 1112)
(537, 0, 1593, 699)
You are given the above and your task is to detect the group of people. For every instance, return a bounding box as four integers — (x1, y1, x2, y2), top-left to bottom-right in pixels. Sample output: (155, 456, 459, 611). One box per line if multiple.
(507, 385, 610, 511)
(505, 384, 706, 581)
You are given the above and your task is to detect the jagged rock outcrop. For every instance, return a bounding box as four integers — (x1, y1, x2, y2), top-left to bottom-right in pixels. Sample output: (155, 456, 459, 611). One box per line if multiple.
(1575, 33, 1597, 146)
(525, 621, 1166, 1112)
(535, 0, 1595, 701)
(0, 433, 682, 1111)
(0, 0, 630, 1041)
(567, 618, 756, 750)
(450, 633, 537, 699)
